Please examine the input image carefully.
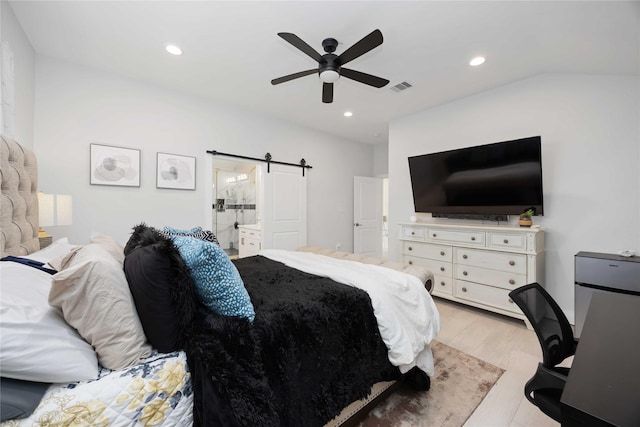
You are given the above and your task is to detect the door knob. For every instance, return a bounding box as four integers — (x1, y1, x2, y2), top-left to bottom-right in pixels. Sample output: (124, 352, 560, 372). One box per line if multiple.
(354, 223, 361, 226)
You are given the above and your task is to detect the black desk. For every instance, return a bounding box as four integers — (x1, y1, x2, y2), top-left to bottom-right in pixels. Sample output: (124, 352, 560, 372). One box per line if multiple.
(561, 292, 640, 426)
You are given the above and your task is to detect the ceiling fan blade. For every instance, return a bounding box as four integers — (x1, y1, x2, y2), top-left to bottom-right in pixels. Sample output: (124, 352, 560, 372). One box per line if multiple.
(271, 69, 317, 85)
(337, 29, 383, 66)
(322, 82, 334, 103)
(278, 33, 323, 63)
(340, 68, 389, 88)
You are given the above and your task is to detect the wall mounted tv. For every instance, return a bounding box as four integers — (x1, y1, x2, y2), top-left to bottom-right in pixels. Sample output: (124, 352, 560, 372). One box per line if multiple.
(408, 136, 543, 217)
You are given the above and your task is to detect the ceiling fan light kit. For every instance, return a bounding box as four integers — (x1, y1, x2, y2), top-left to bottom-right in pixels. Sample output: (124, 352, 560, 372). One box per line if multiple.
(271, 29, 389, 103)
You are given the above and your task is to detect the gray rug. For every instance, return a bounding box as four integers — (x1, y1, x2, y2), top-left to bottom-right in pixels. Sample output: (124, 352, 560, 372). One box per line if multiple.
(356, 341, 505, 427)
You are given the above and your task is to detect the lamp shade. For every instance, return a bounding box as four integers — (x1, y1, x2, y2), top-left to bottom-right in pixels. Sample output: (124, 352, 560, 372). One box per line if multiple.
(38, 193, 73, 226)
(56, 195, 73, 226)
(38, 193, 55, 227)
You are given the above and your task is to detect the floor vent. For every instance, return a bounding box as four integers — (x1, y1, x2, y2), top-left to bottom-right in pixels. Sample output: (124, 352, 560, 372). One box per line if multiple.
(390, 81, 413, 92)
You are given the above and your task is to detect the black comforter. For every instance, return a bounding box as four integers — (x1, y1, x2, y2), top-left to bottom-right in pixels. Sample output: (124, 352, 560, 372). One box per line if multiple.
(186, 255, 403, 427)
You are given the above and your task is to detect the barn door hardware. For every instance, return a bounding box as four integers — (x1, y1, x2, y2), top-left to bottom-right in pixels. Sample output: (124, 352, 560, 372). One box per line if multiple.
(206, 150, 312, 176)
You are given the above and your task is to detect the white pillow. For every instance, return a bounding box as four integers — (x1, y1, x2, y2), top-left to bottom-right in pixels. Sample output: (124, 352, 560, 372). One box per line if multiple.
(0, 262, 99, 383)
(24, 237, 79, 265)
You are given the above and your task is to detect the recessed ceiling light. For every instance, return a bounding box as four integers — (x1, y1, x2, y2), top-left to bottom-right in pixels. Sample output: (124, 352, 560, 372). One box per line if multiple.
(165, 44, 183, 56)
(344, 111, 353, 117)
(469, 56, 485, 66)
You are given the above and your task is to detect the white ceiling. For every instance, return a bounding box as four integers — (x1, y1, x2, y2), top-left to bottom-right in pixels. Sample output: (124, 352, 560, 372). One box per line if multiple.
(9, 1, 640, 145)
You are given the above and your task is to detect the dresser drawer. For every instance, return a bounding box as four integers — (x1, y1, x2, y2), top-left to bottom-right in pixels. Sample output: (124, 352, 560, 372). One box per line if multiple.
(402, 226, 425, 240)
(432, 275, 453, 295)
(402, 242, 452, 262)
(405, 255, 453, 277)
(454, 264, 527, 290)
(427, 228, 485, 246)
(455, 248, 527, 274)
(487, 232, 526, 251)
(454, 280, 520, 314)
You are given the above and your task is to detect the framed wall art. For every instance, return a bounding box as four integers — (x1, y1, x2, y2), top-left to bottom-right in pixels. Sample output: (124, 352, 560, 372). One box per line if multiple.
(90, 143, 140, 187)
(156, 152, 196, 190)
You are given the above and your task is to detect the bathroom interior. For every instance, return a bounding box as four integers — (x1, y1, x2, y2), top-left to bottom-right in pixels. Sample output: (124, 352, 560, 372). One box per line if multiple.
(212, 158, 260, 258)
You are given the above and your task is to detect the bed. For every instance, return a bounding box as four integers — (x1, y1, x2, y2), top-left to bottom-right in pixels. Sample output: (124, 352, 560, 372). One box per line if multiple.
(0, 134, 440, 426)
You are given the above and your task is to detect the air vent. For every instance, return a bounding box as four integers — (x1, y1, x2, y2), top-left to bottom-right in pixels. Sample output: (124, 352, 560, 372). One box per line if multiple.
(390, 81, 413, 92)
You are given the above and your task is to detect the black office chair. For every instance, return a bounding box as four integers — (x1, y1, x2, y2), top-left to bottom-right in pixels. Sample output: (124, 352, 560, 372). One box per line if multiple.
(508, 282, 579, 422)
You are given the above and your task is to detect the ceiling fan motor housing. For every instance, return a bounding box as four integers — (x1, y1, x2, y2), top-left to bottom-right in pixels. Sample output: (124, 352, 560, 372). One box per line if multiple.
(319, 53, 340, 78)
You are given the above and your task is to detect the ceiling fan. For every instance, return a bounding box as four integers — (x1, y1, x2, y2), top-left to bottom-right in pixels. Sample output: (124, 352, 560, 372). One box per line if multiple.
(271, 29, 390, 104)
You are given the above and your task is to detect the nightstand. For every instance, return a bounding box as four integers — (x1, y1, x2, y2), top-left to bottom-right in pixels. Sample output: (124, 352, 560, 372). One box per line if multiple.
(39, 236, 53, 249)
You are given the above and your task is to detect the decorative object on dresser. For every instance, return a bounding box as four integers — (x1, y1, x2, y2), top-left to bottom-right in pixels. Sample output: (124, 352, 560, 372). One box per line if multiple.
(399, 222, 544, 327)
(518, 208, 535, 227)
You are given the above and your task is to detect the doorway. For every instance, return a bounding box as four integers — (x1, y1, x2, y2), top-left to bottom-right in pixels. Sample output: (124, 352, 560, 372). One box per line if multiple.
(212, 158, 260, 258)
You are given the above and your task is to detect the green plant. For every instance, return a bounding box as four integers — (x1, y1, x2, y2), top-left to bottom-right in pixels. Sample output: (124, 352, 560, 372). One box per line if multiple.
(520, 208, 535, 219)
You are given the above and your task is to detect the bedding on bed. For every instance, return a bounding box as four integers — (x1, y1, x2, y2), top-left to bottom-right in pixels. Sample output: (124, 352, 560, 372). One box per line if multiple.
(260, 249, 440, 376)
(1, 224, 438, 427)
(188, 255, 405, 427)
(0, 351, 193, 427)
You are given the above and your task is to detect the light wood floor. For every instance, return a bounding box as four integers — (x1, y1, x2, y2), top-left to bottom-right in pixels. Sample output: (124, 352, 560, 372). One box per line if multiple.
(433, 297, 561, 427)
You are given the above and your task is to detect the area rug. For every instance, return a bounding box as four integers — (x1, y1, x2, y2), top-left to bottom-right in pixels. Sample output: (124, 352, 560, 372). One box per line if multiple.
(356, 341, 505, 427)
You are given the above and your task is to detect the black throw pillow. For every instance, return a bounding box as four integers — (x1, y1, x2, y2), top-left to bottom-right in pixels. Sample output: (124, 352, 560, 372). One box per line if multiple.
(123, 224, 198, 353)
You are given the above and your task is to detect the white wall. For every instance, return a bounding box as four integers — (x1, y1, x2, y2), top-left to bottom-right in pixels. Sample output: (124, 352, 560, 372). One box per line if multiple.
(33, 57, 373, 250)
(0, 0, 35, 147)
(373, 141, 389, 177)
(389, 74, 640, 322)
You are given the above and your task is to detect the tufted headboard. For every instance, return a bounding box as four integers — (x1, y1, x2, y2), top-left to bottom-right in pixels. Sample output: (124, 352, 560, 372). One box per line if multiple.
(0, 134, 40, 256)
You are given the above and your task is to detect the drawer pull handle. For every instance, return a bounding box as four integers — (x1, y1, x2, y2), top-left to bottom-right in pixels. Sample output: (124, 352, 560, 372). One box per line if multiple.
(440, 251, 445, 256)
(440, 281, 446, 286)
(411, 231, 415, 235)
(509, 260, 515, 266)
(408, 260, 413, 265)
(440, 267, 445, 272)
(462, 287, 467, 292)
(463, 271, 468, 276)
(504, 239, 509, 244)
(408, 246, 413, 251)
(433, 233, 437, 237)
(508, 298, 514, 304)
(509, 279, 515, 285)
(471, 236, 476, 241)
(462, 254, 468, 259)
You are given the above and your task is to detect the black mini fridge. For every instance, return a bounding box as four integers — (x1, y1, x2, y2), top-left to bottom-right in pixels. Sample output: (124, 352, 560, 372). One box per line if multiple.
(574, 251, 640, 338)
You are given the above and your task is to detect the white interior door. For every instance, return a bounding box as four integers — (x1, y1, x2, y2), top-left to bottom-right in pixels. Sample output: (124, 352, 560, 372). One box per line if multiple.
(354, 176, 382, 257)
(263, 163, 307, 250)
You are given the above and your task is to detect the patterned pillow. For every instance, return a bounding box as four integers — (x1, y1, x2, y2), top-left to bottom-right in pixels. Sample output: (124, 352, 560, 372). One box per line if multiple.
(171, 235, 254, 322)
(162, 226, 220, 246)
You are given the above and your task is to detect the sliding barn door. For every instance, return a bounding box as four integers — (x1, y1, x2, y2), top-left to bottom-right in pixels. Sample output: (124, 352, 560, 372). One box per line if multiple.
(262, 164, 307, 250)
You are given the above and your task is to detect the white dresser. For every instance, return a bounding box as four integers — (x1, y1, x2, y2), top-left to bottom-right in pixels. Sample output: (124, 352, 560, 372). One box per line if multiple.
(399, 222, 544, 324)
(238, 225, 262, 258)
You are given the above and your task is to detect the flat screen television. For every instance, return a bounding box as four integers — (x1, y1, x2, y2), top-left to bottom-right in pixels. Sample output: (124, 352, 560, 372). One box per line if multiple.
(408, 136, 543, 217)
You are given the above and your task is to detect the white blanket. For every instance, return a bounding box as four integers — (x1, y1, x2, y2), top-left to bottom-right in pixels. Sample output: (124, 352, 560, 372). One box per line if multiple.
(260, 249, 441, 376)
